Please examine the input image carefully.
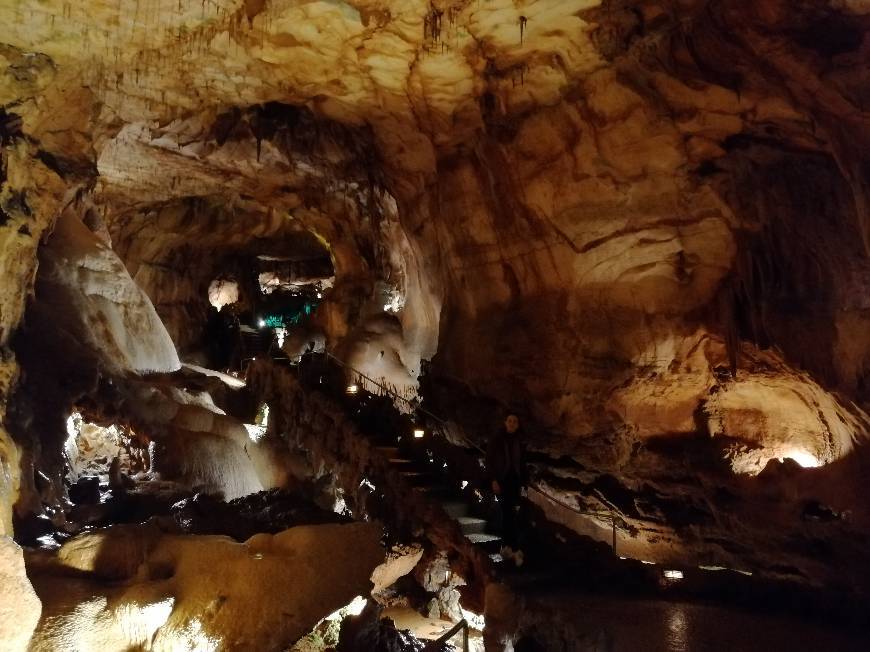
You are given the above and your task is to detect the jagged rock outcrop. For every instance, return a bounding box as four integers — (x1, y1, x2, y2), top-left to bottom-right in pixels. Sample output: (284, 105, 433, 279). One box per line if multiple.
(37, 208, 181, 374)
(27, 520, 384, 651)
(0, 537, 41, 652)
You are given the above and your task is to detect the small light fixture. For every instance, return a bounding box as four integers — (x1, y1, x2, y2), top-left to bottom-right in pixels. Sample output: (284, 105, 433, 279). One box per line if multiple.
(413, 428, 425, 438)
(346, 384, 359, 395)
(663, 569, 684, 580)
(316, 291, 323, 298)
(461, 480, 468, 489)
(257, 318, 266, 328)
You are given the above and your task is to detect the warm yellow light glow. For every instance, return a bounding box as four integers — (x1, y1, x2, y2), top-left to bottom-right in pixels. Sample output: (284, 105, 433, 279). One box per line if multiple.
(244, 423, 267, 442)
(728, 446, 824, 476)
(663, 569, 684, 580)
(413, 428, 425, 438)
(782, 450, 820, 468)
(345, 595, 368, 617)
(321, 595, 369, 623)
(461, 607, 486, 631)
(139, 598, 175, 634)
(177, 617, 220, 651)
(346, 384, 359, 395)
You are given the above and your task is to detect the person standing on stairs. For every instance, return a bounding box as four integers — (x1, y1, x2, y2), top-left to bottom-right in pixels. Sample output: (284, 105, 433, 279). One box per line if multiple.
(486, 412, 527, 566)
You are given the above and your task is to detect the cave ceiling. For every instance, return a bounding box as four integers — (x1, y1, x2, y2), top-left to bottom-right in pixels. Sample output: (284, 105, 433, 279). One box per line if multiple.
(1, 0, 868, 433)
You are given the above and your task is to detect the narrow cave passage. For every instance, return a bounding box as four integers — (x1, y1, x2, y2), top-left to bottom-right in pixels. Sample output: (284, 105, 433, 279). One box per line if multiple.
(2, 2, 870, 651)
(201, 242, 335, 371)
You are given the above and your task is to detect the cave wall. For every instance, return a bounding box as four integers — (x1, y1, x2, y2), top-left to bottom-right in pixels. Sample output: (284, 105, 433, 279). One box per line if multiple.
(4, 1, 865, 443)
(0, 47, 100, 540)
(405, 3, 870, 444)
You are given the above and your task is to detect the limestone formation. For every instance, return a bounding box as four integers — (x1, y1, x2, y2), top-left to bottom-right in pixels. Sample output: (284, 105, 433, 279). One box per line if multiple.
(28, 521, 384, 651)
(36, 209, 181, 375)
(0, 537, 41, 652)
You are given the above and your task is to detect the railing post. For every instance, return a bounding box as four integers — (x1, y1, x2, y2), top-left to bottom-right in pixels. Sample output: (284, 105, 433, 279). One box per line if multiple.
(424, 619, 468, 651)
(611, 510, 616, 554)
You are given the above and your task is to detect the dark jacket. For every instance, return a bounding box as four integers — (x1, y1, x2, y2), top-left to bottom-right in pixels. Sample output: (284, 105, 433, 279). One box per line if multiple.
(486, 428, 526, 486)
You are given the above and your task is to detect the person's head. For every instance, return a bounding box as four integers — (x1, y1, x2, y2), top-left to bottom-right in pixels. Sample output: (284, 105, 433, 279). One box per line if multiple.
(504, 413, 520, 434)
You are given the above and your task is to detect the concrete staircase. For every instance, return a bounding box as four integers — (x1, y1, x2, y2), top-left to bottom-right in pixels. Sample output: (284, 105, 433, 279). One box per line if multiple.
(239, 326, 272, 362)
(366, 427, 505, 557)
(251, 353, 508, 562)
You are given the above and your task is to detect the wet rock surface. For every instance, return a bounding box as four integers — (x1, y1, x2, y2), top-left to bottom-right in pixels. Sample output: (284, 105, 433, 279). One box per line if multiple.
(337, 602, 450, 652)
(27, 520, 385, 651)
(170, 487, 349, 541)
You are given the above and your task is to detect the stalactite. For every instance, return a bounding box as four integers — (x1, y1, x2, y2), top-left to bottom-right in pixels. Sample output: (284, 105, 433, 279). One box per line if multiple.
(519, 15, 527, 45)
(423, 4, 443, 45)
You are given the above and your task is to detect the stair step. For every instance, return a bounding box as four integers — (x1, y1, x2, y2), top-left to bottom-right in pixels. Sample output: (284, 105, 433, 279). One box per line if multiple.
(465, 532, 501, 545)
(399, 471, 434, 486)
(440, 501, 470, 518)
(412, 485, 454, 499)
(457, 516, 488, 535)
(388, 458, 423, 471)
(372, 434, 403, 444)
(373, 446, 400, 457)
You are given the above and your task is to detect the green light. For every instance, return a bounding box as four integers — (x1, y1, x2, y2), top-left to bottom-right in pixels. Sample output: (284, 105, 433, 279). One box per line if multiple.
(260, 300, 319, 328)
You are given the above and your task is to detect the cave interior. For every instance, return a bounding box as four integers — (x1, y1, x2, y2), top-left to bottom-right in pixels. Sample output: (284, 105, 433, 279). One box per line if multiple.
(1, 1, 870, 650)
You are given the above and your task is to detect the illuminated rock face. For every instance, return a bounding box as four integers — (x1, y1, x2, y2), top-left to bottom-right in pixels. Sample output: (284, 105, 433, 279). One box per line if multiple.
(37, 209, 181, 375)
(28, 521, 384, 651)
(4, 0, 866, 439)
(1, 1, 870, 641)
(0, 538, 41, 652)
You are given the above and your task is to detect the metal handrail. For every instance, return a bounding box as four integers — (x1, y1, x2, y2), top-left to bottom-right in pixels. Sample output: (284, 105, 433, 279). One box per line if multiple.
(424, 618, 469, 652)
(528, 485, 619, 553)
(324, 351, 448, 425)
(270, 348, 622, 553)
